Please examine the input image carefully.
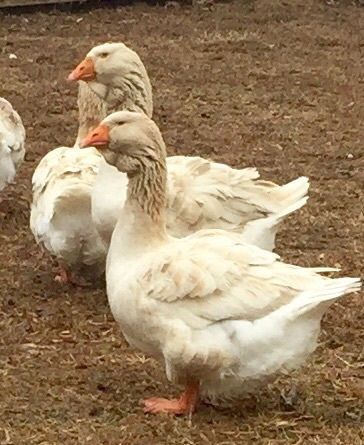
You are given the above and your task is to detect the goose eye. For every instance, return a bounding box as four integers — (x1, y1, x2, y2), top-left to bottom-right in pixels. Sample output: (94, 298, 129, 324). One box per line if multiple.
(99, 52, 109, 59)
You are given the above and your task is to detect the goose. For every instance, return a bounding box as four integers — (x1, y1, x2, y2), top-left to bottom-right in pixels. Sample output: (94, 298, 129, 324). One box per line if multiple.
(30, 74, 111, 284)
(30, 145, 106, 285)
(68, 42, 310, 250)
(80, 110, 361, 415)
(0, 98, 26, 197)
(31, 43, 309, 287)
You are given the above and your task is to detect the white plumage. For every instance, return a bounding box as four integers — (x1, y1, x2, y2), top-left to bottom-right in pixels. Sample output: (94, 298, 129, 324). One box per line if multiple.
(93, 154, 309, 250)
(0, 98, 26, 193)
(108, 228, 360, 399)
(30, 40, 311, 284)
(83, 111, 361, 413)
(30, 146, 106, 283)
(70, 42, 310, 251)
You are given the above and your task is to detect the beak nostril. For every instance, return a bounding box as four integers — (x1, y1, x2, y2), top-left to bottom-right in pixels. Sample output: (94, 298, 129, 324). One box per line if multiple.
(80, 66, 85, 72)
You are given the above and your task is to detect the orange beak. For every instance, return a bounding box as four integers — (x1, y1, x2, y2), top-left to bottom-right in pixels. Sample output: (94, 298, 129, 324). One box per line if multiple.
(80, 124, 110, 148)
(68, 57, 96, 82)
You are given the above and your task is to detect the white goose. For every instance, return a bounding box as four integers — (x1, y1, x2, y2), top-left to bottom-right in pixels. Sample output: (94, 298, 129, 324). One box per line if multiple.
(81, 110, 361, 415)
(68, 42, 310, 250)
(30, 145, 106, 284)
(30, 42, 310, 286)
(0, 98, 26, 196)
(29, 79, 110, 284)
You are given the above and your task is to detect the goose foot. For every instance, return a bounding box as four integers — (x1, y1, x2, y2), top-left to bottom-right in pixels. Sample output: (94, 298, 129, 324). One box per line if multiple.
(143, 382, 199, 415)
(54, 266, 71, 284)
(54, 266, 92, 287)
(69, 274, 93, 287)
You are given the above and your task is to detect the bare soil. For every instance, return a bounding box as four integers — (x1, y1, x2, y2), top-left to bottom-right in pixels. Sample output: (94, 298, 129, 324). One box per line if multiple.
(0, 1, 363, 444)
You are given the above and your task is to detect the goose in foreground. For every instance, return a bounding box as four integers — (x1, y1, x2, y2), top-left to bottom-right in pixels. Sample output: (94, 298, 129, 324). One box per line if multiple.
(69, 42, 310, 251)
(0, 98, 26, 196)
(81, 110, 361, 415)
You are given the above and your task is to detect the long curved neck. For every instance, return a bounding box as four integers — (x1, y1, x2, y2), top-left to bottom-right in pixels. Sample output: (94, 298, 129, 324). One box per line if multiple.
(108, 157, 167, 260)
(105, 86, 152, 117)
(126, 158, 167, 232)
(103, 65, 153, 118)
(75, 81, 108, 146)
(75, 71, 153, 147)
(109, 152, 168, 251)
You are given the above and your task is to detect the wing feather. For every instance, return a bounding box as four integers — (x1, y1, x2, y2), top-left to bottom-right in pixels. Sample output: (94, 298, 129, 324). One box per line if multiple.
(134, 231, 330, 329)
(165, 156, 309, 239)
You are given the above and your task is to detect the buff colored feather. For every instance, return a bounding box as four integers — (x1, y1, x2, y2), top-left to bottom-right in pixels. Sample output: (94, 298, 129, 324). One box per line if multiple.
(94, 111, 361, 406)
(74, 42, 309, 250)
(30, 40, 309, 283)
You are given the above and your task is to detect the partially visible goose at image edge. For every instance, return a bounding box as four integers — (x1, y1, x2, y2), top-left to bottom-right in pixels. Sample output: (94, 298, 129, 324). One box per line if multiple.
(0, 97, 26, 201)
(80, 110, 361, 415)
(68, 42, 310, 251)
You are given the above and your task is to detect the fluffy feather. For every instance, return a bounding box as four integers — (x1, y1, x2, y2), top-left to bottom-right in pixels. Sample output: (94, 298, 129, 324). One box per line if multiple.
(0, 98, 26, 192)
(30, 146, 106, 281)
(109, 229, 360, 398)
(97, 111, 362, 405)
(92, 156, 309, 250)
(72, 42, 310, 250)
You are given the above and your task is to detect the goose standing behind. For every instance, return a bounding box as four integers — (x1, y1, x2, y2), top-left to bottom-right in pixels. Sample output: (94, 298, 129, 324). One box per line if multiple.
(30, 145, 106, 285)
(69, 42, 310, 250)
(0, 98, 26, 196)
(81, 110, 361, 415)
(30, 41, 310, 287)
(29, 74, 110, 285)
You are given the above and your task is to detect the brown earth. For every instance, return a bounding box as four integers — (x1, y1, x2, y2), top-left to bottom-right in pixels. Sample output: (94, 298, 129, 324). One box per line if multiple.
(0, 1, 363, 444)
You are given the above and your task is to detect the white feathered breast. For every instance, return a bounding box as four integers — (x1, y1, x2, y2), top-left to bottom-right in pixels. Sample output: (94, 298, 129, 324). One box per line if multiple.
(0, 98, 26, 192)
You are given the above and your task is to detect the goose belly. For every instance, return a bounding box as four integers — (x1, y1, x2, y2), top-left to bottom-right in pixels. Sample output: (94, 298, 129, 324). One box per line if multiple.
(106, 257, 162, 358)
(200, 313, 323, 399)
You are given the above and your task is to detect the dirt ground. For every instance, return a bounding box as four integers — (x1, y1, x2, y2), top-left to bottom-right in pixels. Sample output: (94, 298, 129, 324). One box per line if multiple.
(0, 0, 363, 443)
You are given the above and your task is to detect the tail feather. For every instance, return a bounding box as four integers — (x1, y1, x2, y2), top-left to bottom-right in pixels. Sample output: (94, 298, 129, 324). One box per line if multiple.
(242, 196, 308, 251)
(269, 195, 308, 223)
(283, 277, 361, 320)
(306, 267, 340, 273)
(276, 176, 310, 209)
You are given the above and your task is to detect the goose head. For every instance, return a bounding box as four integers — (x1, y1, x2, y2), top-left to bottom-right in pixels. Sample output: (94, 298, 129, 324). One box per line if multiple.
(80, 110, 165, 176)
(68, 42, 153, 117)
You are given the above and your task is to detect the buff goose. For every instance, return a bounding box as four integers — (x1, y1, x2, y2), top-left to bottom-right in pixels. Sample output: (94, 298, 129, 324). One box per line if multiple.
(0, 98, 26, 196)
(81, 110, 361, 415)
(31, 41, 308, 286)
(68, 42, 310, 250)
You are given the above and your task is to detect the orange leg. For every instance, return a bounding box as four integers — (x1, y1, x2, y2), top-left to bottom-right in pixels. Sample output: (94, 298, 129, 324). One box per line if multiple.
(54, 266, 92, 287)
(143, 382, 199, 415)
(68, 274, 93, 288)
(54, 264, 71, 284)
